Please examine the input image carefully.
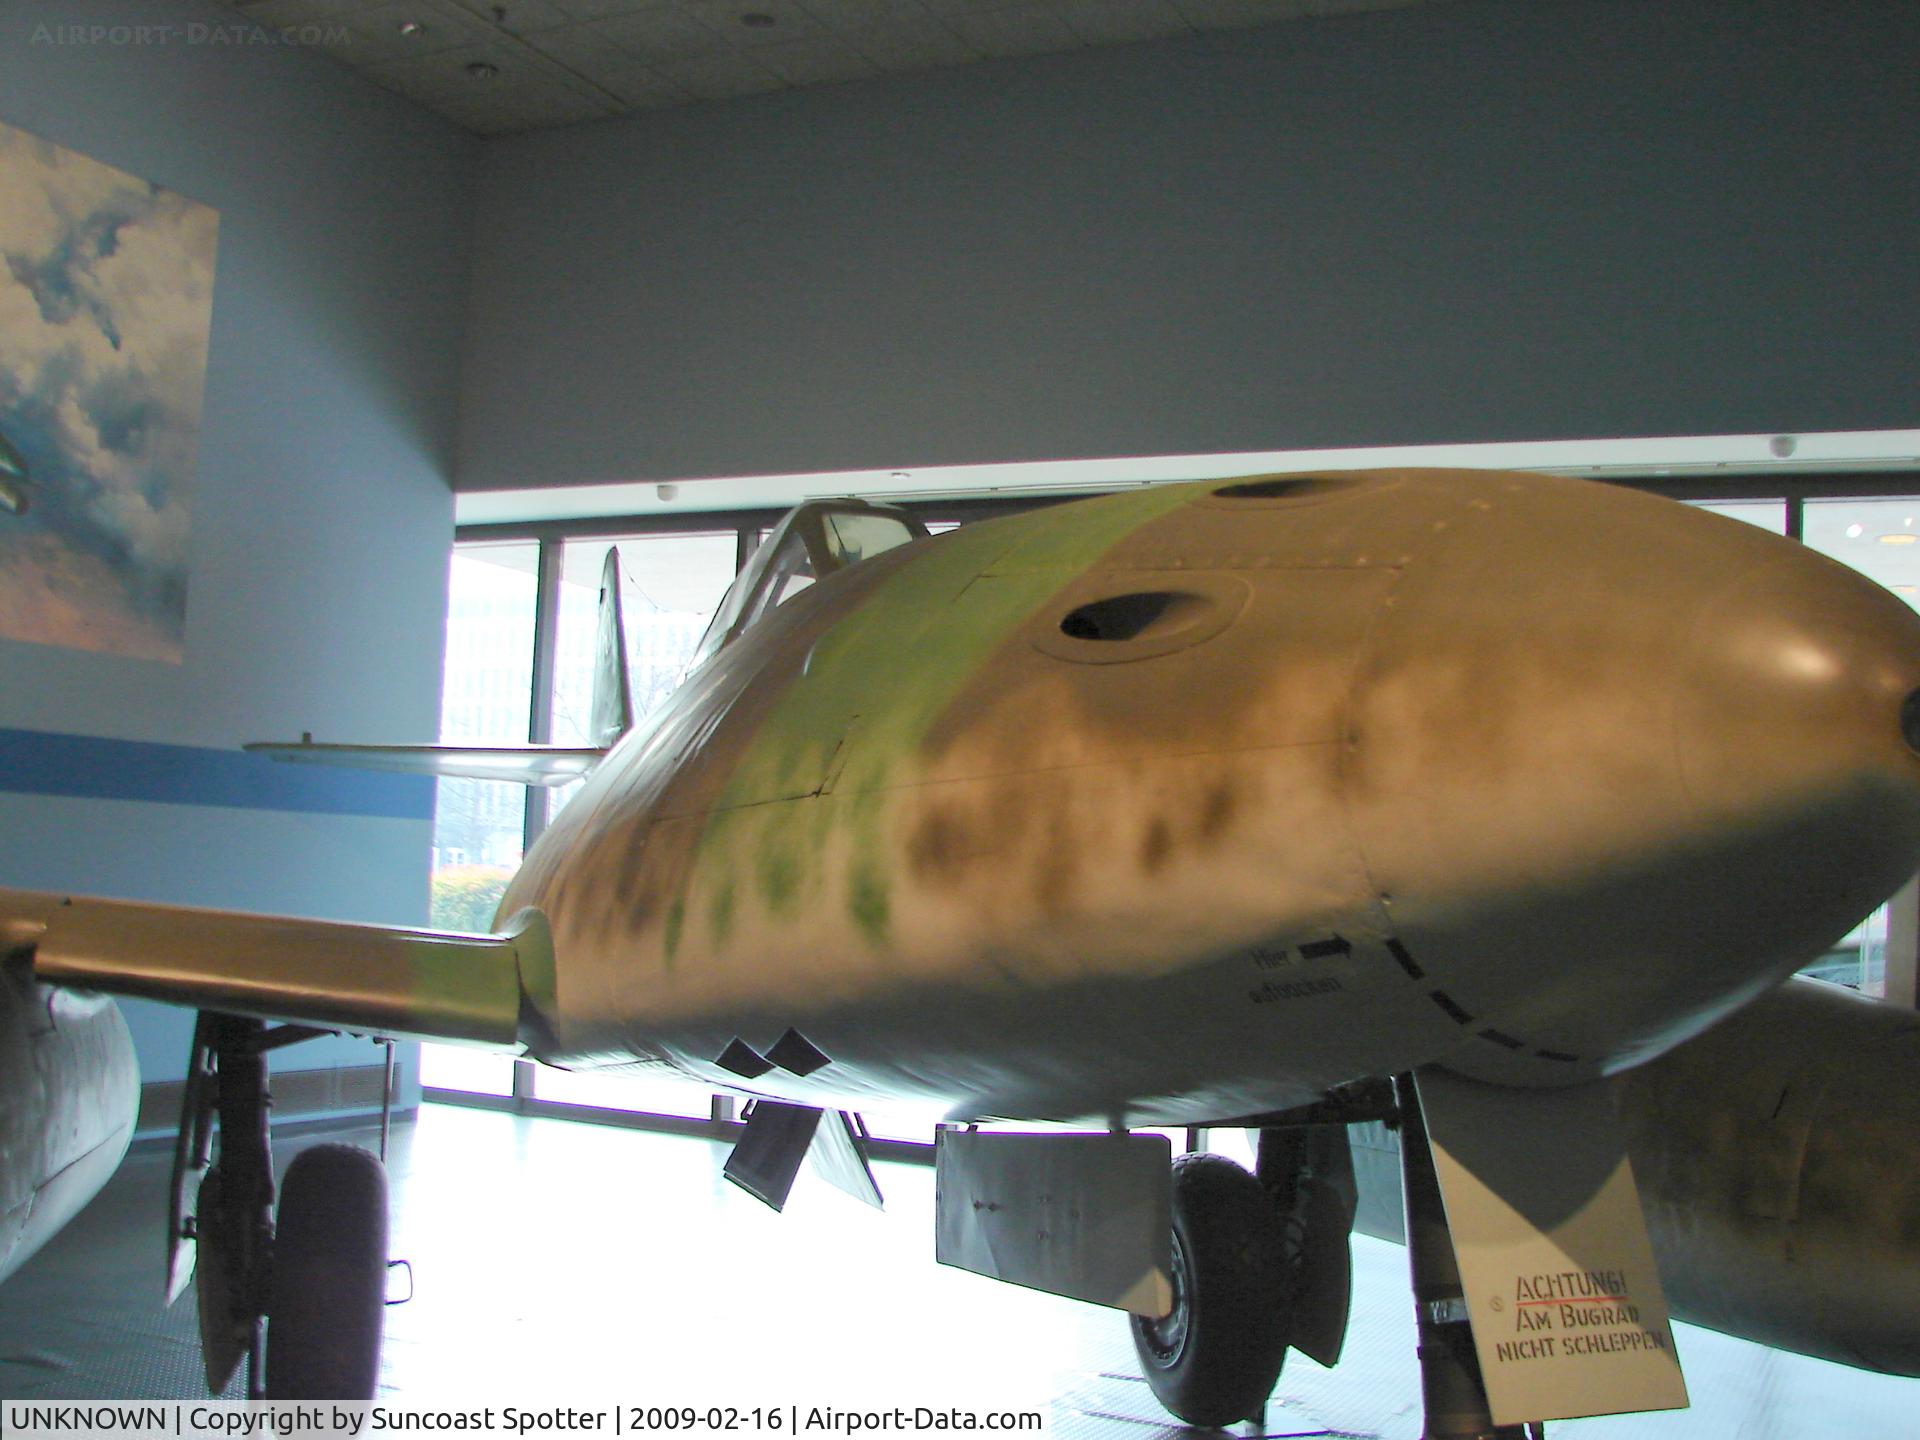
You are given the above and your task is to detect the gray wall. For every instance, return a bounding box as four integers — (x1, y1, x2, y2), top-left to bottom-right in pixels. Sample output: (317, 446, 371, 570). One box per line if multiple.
(0, 0, 476, 1101)
(458, 0, 1920, 492)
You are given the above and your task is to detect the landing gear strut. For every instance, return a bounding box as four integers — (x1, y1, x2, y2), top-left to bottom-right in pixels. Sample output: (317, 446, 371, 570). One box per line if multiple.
(171, 1013, 390, 1399)
(1395, 1074, 1534, 1440)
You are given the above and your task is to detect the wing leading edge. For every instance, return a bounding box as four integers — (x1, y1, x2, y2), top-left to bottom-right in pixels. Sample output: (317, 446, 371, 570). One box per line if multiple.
(0, 887, 546, 1048)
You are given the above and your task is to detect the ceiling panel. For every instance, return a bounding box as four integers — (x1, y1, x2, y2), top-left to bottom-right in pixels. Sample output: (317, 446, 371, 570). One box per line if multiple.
(223, 0, 1447, 136)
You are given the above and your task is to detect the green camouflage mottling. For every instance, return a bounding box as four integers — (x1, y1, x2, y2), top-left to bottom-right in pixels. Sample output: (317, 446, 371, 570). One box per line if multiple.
(682, 484, 1200, 952)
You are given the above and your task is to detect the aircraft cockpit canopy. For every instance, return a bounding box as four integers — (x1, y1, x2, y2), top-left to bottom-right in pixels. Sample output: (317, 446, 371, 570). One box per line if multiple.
(691, 499, 928, 666)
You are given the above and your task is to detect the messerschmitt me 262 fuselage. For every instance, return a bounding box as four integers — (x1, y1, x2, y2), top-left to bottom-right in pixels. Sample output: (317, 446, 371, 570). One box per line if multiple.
(5, 468, 1920, 1427)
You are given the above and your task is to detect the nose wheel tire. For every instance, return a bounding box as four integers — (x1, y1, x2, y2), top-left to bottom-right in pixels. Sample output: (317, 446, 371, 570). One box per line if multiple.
(264, 1144, 389, 1399)
(1130, 1152, 1291, 1427)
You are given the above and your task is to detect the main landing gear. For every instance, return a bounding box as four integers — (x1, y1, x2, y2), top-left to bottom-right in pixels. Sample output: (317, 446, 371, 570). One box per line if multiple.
(1131, 1080, 1534, 1438)
(1129, 1113, 1359, 1428)
(171, 1013, 392, 1399)
(1130, 1153, 1291, 1426)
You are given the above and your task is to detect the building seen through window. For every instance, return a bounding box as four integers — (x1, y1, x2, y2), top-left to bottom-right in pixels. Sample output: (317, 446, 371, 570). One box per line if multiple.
(422, 542, 538, 1096)
(431, 543, 537, 899)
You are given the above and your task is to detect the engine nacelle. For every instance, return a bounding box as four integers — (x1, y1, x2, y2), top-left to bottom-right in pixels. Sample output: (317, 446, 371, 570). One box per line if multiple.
(0, 960, 139, 1284)
(1617, 975, 1920, 1374)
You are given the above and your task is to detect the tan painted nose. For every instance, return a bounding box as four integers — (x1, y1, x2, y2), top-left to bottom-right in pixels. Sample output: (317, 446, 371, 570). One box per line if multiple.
(1678, 552, 1920, 806)
(1675, 550, 1920, 954)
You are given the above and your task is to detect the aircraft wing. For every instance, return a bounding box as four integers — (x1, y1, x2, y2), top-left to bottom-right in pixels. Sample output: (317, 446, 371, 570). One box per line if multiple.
(0, 887, 544, 1048)
(244, 740, 605, 787)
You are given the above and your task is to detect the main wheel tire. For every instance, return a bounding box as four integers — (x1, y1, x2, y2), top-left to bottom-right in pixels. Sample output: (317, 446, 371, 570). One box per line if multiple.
(1130, 1152, 1290, 1427)
(264, 1144, 389, 1399)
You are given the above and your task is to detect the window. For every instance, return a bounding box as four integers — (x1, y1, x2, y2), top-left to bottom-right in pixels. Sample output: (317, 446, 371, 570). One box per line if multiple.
(548, 533, 737, 822)
(1803, 497, 1920, 614)
(1687, 499, 1787, 533)
(423, 542, 538, 1097)
(530, 1064, 716, 1117)
(1795, 496, 1920, 996)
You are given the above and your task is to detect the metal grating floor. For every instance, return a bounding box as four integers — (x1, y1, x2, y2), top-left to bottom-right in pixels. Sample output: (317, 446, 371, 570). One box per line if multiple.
(0, 1104, 1912, 1437)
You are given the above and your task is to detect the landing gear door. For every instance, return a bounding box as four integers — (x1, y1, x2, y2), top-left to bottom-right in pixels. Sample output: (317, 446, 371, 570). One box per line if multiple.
(935, 1129, 1172, 1315)
(1416, 1067, 1689, 1426)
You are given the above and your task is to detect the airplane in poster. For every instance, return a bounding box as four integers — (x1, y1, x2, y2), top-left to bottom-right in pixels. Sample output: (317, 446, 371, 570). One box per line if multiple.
(3, 468, 1920, 1425)
(0, 425, 30, 514)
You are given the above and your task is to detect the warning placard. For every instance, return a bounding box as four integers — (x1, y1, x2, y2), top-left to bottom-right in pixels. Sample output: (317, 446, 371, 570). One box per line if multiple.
(1417, 1069, 1689, 1426)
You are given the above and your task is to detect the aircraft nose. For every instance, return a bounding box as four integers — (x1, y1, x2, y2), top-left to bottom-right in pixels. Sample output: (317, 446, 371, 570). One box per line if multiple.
(1346, 477, 1920, 1077)
(1674, 550, 1920, 900)
(1674, 549, 1920, 833)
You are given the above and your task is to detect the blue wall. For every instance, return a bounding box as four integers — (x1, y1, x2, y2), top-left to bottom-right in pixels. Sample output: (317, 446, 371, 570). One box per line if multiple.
(457, 0, 1920, 491)
(0, 0, 476, 1098)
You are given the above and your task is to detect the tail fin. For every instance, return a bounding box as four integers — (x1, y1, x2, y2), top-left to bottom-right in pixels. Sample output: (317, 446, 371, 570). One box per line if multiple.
(590, 547, 635, 747)
(250, 548, 634, 784)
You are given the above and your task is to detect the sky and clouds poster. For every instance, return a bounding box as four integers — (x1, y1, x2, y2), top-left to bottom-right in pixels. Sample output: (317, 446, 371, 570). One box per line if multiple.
(0, 119, 218, 663)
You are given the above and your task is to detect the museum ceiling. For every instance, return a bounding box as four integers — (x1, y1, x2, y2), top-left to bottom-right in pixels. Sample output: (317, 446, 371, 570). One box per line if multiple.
(222, 0, 1451, 136)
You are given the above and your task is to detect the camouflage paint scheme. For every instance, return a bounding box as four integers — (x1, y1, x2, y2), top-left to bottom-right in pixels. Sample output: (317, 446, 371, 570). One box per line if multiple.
(494, 469, 1920, 1126)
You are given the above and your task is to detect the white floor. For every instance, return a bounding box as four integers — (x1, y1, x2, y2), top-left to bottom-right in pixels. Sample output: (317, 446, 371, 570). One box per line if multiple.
(1, 1103, 1914, 1438)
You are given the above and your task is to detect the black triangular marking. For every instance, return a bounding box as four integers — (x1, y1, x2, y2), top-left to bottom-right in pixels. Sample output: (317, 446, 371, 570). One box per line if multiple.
(716, 1037, 773, 1078)
(767, 1027, 830, 1076)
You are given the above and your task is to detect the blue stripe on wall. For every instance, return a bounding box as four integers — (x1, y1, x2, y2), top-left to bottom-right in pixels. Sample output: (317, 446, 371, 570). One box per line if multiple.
(0, 728, 434, 821)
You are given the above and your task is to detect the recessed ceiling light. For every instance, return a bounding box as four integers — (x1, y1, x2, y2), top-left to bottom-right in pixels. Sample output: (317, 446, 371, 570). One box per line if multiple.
(466, 61, 499, 80)
(1847, 523, 1865, 538)
(1896, 585, 1918, 595)
(741, 12, 777, 28)
(397, 19, 426, 38)
(1879, 533, 1917, 545)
